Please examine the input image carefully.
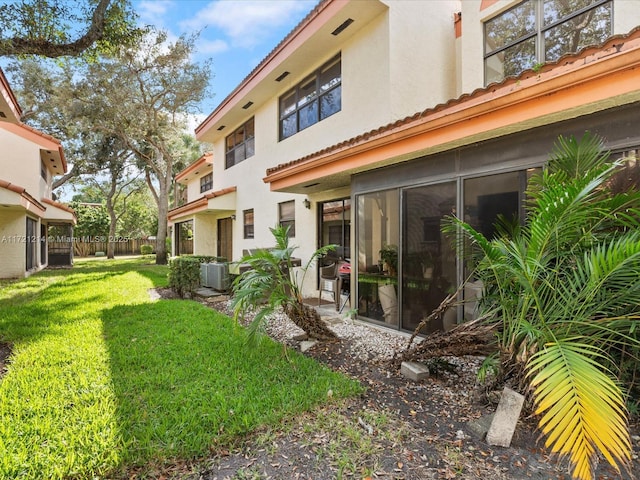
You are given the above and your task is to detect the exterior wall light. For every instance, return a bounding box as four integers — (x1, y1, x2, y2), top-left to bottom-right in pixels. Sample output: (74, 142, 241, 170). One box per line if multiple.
(303, 198, 311, 209)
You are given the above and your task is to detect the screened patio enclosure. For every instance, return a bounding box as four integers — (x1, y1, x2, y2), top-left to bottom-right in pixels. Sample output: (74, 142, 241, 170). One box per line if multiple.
(351, 104, 640, 333)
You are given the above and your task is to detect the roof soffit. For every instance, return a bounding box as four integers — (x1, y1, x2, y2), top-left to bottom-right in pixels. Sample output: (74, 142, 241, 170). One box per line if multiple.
(0, 122, 67, 174)
(0, 68, 22, 123)
(195, 0, 387, 143)
(263, 28, 640, 193)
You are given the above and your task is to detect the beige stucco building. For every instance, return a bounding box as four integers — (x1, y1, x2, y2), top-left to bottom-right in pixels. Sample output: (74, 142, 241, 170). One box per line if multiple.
(172, 0, 640, 332)
(0, 69, 76, 279)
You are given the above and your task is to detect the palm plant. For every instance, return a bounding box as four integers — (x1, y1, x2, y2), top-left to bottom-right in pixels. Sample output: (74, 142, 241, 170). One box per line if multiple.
(449, 133, 640, 480)
(231, 225, 338, 344)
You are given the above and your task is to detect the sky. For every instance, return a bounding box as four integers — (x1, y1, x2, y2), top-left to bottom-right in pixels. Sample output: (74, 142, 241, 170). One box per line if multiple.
(134, 0, 319, 122)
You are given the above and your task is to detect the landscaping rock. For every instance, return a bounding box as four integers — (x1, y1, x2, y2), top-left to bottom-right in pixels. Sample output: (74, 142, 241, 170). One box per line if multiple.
(486, 387, 525, 447)
(300, 340, 317, 352)
(400, 361, 430, 381)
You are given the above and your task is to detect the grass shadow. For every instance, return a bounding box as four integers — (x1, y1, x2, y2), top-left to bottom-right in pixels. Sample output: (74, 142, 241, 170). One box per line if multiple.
(101, 299, 362, 470)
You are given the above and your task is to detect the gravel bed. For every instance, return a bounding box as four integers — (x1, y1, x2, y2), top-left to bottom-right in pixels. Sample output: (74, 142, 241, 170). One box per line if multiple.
(174, 294, 640, 479)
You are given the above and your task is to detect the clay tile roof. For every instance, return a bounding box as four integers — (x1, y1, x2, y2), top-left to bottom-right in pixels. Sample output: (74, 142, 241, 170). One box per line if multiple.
(42, 197, 76, 216)
(204, 186, 237, 199)
(0, 178, 46, 211)
(266, 26, 640, 177)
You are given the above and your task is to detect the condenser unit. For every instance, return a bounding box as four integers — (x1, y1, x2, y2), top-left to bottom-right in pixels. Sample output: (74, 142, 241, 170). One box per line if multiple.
(200, 262, 229, 291)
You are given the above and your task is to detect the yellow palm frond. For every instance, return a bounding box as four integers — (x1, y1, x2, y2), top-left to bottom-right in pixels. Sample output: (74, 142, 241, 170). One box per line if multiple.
(527, 342, 631, 480)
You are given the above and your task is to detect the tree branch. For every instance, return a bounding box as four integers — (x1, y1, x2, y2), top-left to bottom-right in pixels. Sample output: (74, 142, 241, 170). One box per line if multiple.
(1, 0, 111, 58)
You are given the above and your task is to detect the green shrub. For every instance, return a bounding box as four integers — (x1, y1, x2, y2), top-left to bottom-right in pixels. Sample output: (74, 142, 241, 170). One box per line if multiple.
(140, 244, 153, 255)
(168, 255, 227, 298)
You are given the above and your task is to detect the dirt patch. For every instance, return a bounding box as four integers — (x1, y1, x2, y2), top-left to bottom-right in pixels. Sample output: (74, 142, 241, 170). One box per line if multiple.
(0, 341, 12, 380)
(140, 288, 639, 480)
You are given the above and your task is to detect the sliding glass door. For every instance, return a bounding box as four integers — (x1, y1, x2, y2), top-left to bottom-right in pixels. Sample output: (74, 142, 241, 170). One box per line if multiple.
(401, 182, 456, 331)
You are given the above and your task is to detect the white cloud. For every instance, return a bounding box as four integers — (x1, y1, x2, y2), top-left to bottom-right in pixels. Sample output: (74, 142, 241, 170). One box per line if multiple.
(181, 0, 316, 49)
(196, 38, 229, 55)
(137, 0, 174, 28)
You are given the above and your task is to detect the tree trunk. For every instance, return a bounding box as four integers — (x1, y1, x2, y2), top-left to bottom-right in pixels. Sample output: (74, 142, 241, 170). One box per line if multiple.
(107, 217, 116, 259)
(105, 196, 117, 259)
(154, 175, 169, 265)
(283, 302, 337, 341)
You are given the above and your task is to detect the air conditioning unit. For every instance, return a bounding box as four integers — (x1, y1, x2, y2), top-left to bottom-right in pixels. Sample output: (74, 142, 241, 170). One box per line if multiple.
(200, 262, 229, 291)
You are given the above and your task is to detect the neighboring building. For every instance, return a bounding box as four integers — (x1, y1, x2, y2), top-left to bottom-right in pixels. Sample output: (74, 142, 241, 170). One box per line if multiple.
(168, 152, 238, 259)
(0, 68, 76, 279)
(192, 0, 640, 333)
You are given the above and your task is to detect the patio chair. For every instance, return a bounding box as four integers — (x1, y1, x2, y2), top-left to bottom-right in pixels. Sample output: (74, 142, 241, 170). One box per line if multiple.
(318, 262, 339, 309)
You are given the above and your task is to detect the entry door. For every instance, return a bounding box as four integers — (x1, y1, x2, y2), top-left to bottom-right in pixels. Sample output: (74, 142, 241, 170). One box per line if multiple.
(217, 217, 233, 261)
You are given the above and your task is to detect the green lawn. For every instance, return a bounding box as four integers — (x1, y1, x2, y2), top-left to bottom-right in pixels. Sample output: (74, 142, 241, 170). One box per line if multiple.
(0, 257, 362, 479)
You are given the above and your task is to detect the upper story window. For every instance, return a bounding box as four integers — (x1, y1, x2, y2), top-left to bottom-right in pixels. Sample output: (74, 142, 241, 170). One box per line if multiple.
(40, 160, 47, 181)
(484, 0, 612, 85)
(243, 209, 254, 239)
(200, 172, 213, 193)
(225, 118, 255, 169)
(279, 54, 341, 140)
(278, 200, 295, 237)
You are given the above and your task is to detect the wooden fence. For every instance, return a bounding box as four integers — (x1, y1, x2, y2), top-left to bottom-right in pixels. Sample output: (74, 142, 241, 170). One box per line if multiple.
(49, 238, 158, 257)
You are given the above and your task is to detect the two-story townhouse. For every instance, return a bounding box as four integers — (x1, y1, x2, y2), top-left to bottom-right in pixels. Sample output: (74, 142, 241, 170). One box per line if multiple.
(195, 0, 640, 333)
(0, 68, 76, 279)
(168, 152, 238, 259)
(192, 0, 459, 278)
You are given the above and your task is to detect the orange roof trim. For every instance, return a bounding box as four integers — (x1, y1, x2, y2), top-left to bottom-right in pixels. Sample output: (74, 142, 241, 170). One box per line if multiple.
(195, 0, 332, 137)
(175, 152, 213, 182)
(168, 186, 237, 220)
(0, 68, 22, 121)
(0, 121, 67, 173)
(264, 27, 640, 184)
(0, 178, 46, 213)
(42, 197, 76, 216)
(480, 0, 499, 11)
(204, 186, 237, 200)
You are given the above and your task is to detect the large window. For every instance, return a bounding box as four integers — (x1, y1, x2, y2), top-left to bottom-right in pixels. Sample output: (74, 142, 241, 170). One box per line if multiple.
(200, 172, 213, 193)
(225, 118, 255, 169)
(279, 55, 341, 140)
(484, 0, 612, 85)
(243, 209, 254, 239)
(278, 200, 295, 237)
(175, 220, 193, 256)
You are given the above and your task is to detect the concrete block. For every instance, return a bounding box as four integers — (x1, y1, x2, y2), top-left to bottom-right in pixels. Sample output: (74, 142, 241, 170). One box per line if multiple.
(466, 414, 494, 440)
(486, 387, 525, 447)
(401, 361, 430, 382)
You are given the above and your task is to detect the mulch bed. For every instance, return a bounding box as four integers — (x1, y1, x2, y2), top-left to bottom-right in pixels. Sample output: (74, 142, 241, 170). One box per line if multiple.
(135, 290, 640, 479)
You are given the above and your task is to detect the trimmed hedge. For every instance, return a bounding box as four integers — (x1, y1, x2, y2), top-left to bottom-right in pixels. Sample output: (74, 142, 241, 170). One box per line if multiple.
(140, 244, 154, 255)
(168, 255, 226, 298)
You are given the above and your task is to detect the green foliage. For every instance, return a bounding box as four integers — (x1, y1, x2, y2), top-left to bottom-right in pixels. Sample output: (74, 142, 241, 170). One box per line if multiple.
(116, 187, 158, 238)
(231, 226, 336, 344)
(0, 257, 360, 478)
(168, 255, 225, 298)
(0, 0, 144, 59)
(69, 201, 109, 238)
(448, 133, 640, 480)
(140, 244, 153, 255)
